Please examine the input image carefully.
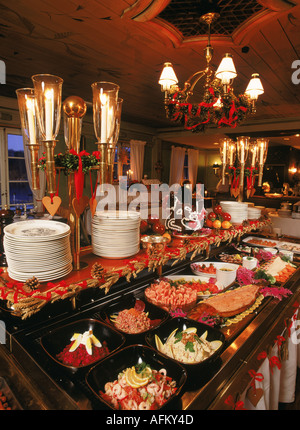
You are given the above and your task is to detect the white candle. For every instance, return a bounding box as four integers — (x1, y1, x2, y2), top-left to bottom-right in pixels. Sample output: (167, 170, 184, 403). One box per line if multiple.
(45, 89, 53, 140)
(107, 104, 114, 142)
(229, 144, 234, 165)
(251, 145, 257, 167)
(222, 141, 227, 164)
(26, 98, 36, 145)
(240, 140, 244, 163)
(259, 141, 264, 164)
(100, 90, 107, 143)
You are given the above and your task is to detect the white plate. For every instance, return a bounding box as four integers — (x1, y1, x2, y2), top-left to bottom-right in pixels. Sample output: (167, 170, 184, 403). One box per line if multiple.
(242, 236, 279, 248)
(190, 261, 239, 277)
(161, 275, 224, 297)
(4, 220, 70, 241)
(276, 241, 300, 254)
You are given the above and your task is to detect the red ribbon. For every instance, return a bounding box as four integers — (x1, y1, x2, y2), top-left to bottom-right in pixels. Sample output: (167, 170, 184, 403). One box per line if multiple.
(224, 395, 247, 410)
(248, 369, 264, 392)
(257, 351, 267, 360)
(70, 149, 89, 200)
(269, 356, 281, 374)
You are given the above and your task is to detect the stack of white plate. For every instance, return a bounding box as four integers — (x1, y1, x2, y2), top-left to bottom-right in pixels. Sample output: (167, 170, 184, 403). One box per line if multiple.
(247, 206, 261, 219)
(220, 201, 248, 224)
(92, 210, 140, 259)
(3, 220, 72, 282)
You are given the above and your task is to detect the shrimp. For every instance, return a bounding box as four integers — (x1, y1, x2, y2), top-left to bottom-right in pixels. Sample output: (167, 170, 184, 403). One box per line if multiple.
(112, 383, 127, 400)
(139, 401, 150, 410)
(147, 382, 159, 395)
(104, 382, 114, 395)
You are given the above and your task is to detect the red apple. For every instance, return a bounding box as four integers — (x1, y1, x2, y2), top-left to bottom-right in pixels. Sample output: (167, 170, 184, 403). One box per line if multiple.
(140, 220, 149, 233)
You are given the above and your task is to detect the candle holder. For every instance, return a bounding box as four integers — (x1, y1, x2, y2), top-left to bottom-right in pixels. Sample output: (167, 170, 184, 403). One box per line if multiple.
(256, 138, 268, 187)
(107, 98, 123, 184)
(91, 82, 119, 185)
(32, 74, 63, 194)
(92, 82, 120, 184)
(16, 88, 40, 191)
(219, 137, 232, 185)
(236, 136, 250, 201)
(63, 96, 87, 271)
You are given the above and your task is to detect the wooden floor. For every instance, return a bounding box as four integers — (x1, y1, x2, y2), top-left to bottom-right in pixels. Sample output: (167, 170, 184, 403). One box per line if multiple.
(279, 369, 300, 410)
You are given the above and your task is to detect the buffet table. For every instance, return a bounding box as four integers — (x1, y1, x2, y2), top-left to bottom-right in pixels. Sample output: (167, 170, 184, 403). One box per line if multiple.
(0, 220, 300, 411)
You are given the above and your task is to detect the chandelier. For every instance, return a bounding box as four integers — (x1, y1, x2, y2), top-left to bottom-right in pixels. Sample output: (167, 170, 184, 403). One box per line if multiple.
(158, 12, 264, 132)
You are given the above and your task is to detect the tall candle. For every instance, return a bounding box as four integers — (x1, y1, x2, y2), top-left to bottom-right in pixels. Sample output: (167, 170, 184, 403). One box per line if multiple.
(222, 140, 227, 164)
(26, 98, 36, 145)
(229, 144, 234, 165)
(240, 140, 244, 163)
(100, 90, 107, 143)
(45, 89, 53, 140)
(259, 141, 264, 164)
(251, 145, 257, 167)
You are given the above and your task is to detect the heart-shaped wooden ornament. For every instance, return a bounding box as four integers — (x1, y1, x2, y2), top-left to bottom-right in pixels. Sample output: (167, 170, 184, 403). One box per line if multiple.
(42, 195, 62, 216)
(89, 197, 97, 218)
(247, 386, 264, 407)
(72, 195, 89, 217)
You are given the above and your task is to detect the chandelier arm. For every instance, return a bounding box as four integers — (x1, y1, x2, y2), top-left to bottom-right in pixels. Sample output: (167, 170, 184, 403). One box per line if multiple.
(182, 70, 207, 100)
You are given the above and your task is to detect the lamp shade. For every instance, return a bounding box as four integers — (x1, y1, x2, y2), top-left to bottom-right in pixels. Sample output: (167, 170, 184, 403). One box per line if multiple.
(159, 62, 178, 91)
(215, 53, 237, 84)
(245, 73, 264, 100)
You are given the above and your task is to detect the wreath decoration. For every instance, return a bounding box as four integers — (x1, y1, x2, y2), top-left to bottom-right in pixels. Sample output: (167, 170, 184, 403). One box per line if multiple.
(38, 149, 101, 175)
(165, 80, 251, 132)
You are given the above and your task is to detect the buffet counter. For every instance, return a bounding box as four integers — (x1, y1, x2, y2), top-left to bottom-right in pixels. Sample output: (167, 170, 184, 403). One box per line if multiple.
(0, 228, 300, 411)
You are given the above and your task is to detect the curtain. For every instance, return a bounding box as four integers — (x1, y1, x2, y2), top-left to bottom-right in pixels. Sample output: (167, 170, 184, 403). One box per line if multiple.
(130, 139, 146, 182)
(187, 148, 199, 190)
(24, 144, 46, 212)
(169, 146, 186, 185)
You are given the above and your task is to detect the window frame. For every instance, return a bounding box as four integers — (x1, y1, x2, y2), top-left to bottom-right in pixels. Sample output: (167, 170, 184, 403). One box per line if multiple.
(0, 127, 33, 209)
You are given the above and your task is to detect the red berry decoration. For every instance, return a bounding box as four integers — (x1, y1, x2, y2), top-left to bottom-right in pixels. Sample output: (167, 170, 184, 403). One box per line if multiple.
(214, 205, 223, 214)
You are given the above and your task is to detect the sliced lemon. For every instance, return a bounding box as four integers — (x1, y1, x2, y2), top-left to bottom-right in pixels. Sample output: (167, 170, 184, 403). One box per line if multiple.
(125, 367, 140, 388)
(200, 330, 208, 341)
(69, 334, 82, 352)
(131, 370, 150, 387)
(91, 334, 102, 348)
(70, 333, 81, 341)
(166, 328, 178, 343)
(85, 336, 93, 355)
(155, 334, 164, 352)
(210, 340, 222, 351)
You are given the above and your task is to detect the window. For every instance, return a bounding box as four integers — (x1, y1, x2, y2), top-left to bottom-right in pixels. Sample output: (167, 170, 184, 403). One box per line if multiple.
(0, 128, 33, 210)
(113, 143, 131, 181)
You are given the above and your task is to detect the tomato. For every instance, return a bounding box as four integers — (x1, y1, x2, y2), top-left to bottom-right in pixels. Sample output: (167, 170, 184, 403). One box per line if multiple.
(148, 215, 159, 225)
(214, 205, 223, 214)
(205, 219, 213, 228)
(140, 220, 149, 233)
(212, 219, 221, 229)
(223, 212, 231, 221)
(152, 222, 165, 235)
(208, 212, 217, 221)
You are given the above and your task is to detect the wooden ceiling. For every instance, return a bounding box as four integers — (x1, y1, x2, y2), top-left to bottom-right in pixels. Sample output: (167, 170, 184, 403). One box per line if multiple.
(0, 0, 300, 148)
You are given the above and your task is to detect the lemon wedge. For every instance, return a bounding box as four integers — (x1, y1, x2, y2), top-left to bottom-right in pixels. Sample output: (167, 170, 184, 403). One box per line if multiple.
(125, 367, 140, 388)
(210, 340, 222, 351)
(155, 334, 164, 352)
(69, 334, 82, 352)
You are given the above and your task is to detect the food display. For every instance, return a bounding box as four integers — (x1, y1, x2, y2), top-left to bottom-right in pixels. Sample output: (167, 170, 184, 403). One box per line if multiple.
(154, 327, 222, 364)
(277, 242, 300, 254)
(145, 279, 198, 311)
(263, 256, 297, 283)
(160, 275, 221, 297)
(243, 236, 278, 247)
(218, 253, 243, 264)
(56, 329, 110, 367)
(205, 205, 232, 229)
(101, 297, 168, 338)
(99, 361, 178, 410)
(188, 284, 261, 321)
(191, 263, 216, 275)
(111, 307, 151, 334)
